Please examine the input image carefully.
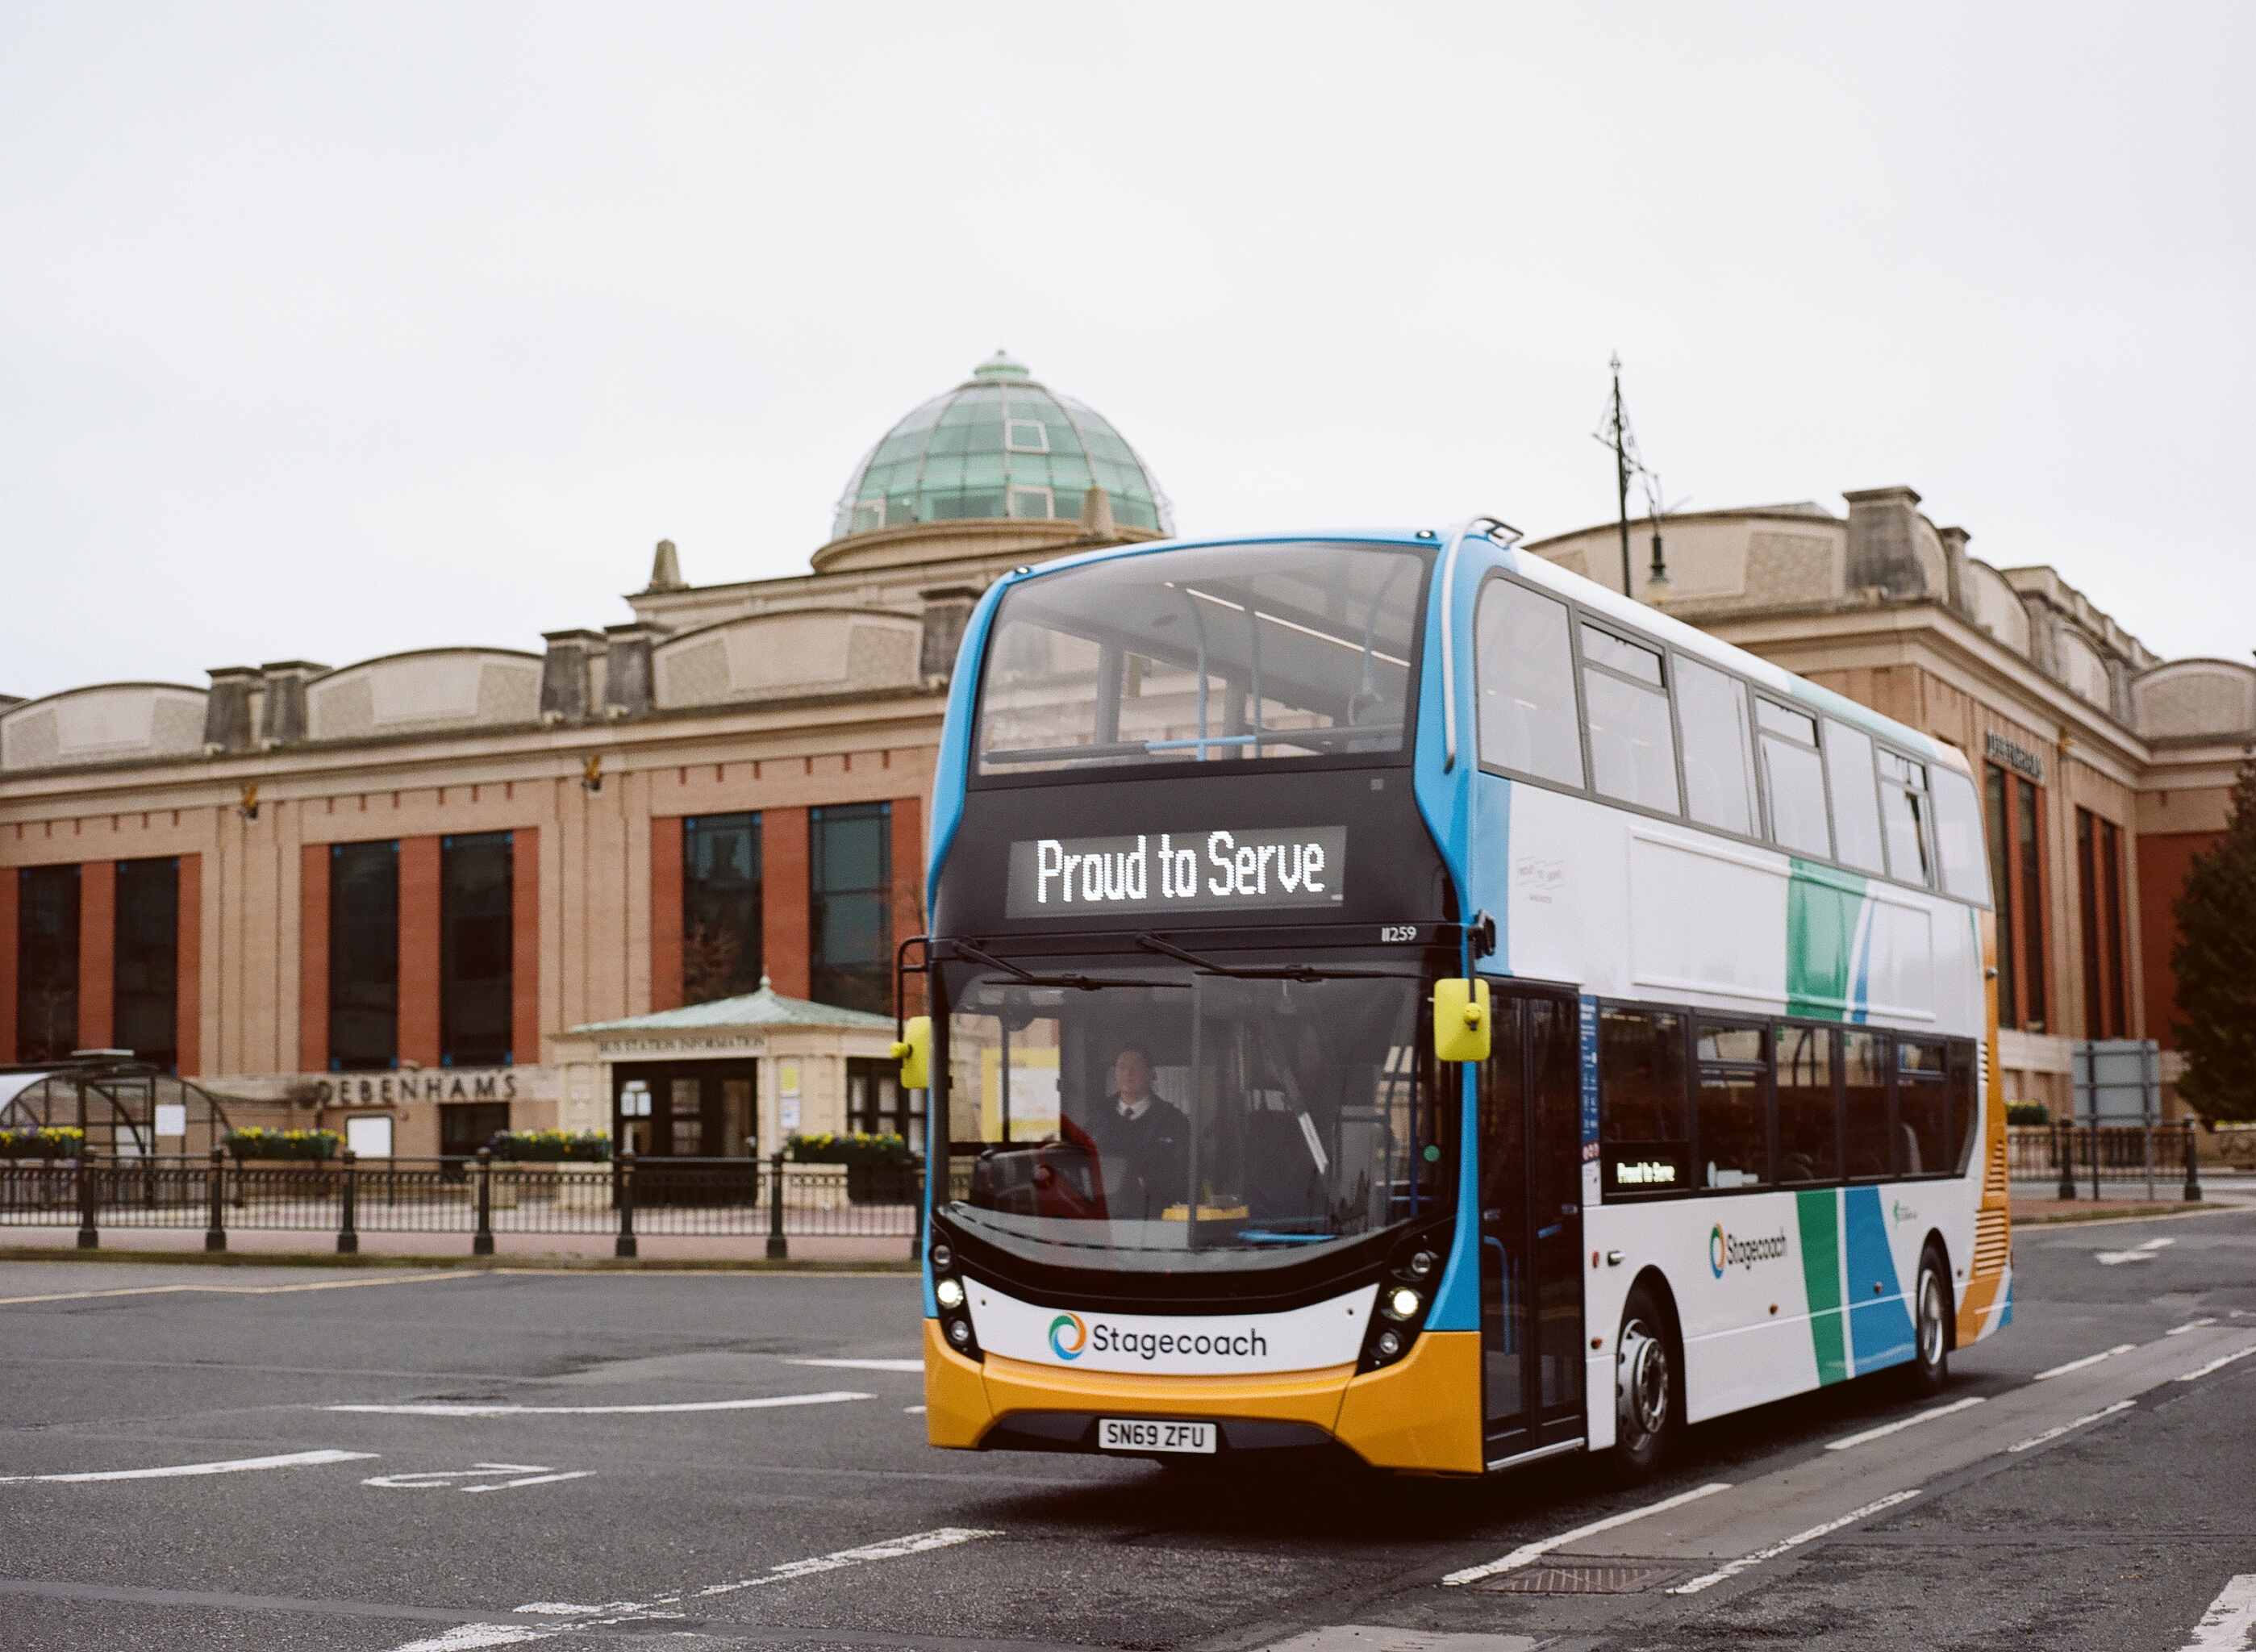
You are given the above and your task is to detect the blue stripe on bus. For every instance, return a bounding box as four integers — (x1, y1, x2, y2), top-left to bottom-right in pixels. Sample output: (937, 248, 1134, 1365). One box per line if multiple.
(1843, 1184, 1914, 1374)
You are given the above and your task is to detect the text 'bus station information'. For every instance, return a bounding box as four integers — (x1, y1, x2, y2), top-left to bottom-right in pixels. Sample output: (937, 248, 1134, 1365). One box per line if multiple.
(1005, 827, 1348, 918)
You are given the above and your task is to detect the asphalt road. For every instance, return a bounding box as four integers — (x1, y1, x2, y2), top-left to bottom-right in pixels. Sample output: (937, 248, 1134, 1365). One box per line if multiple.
(2, 1208, 2253, 1652)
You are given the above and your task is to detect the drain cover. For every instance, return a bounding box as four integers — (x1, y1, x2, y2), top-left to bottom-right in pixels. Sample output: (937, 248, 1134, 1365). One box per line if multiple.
(1469, 1563, 1681, 1595)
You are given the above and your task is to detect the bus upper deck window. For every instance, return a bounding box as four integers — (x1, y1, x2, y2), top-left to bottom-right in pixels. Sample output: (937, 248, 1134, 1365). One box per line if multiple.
(1757, 699, 1831, 859)
(1582, 625, 1678, 815)
(1475, 579, 1583, 787)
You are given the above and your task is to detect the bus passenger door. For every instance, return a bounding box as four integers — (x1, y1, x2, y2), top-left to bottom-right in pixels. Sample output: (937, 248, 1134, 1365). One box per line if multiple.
(1478, 984, 1587, 1462)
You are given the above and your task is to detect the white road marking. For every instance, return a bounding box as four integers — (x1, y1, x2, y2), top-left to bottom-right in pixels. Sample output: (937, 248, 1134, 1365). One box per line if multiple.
(2007, 1399, 2137, 1454)
(1823, 1395, 1986, 1451)
(0, 1273, 472, 1308)
(2096, 1237, 2175, 1266)
(1669, 1489, 1921, 1596)
(327, 1389, 869, 1416)
(0, 1448, 376, 1484)
(2168, 1318, 2220, 1336)
(786, 1358, 924, 1372)
(2035, 1343, 2137, 1380)
(1439, 1483, 1731, 1585)
(2176, 1345, 2256, 1384)
(379, 1527, 1000, 1651)
(465, 1471, 594, 1493)
(2182, 1575, 2256, 1650)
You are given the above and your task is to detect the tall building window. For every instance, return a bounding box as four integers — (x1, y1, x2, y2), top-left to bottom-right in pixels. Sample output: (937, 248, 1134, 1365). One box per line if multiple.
(810, 803, 891, 1015)
(330, 841, 398, 1071)
(1984, 765, 2048, 1032)
(441, 832, 514, 1066)
(683, 813, 761, 1004)
(15, 865, 79, 1062)
(2076, 807, 2129, 1039)
(114, 857, 180, 1071)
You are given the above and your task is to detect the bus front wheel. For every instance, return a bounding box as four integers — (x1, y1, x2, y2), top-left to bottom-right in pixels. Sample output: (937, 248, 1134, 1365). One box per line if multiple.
(1612, 1288, 1675, 1483)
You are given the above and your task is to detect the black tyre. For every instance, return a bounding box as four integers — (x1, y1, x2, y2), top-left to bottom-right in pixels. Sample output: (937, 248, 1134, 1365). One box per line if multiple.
(1907, 1246, 1952, 1397)
(1612, 1287, 1675, 1483)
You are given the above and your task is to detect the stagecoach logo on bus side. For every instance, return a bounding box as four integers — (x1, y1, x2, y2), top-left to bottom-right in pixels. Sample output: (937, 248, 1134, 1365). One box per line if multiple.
(1710, 1224, 1791, 1278)
(1004, 827, 1349, 919)
(1049, 1312, 1087, 1361)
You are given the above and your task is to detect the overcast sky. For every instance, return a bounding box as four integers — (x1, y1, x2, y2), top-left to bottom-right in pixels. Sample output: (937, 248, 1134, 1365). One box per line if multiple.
(3, 3, 2250, 703)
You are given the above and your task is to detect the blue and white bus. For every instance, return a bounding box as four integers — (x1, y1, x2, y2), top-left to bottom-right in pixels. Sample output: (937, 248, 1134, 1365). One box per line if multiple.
(903, 521, 2010, 1476)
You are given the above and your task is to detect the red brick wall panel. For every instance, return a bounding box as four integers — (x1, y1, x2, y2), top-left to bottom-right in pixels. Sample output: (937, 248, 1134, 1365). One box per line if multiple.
(2137, 829, 2220, 1050)
(890, 796, 925, 1016)
(79, 860, 115, 1051)
(512, 827, 540, 1065)
(398, 836, 441, 1069)
(649, 817, 683, 1013)
(763, 807, 811, 1000)
(0, 869, 17, 1062)
(177, 854, 202, 1077)
(298, 844, 328, 1074)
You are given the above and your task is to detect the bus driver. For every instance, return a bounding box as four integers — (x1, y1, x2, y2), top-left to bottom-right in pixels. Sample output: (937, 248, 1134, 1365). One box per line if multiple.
(1075, 1045, 1190, 1219)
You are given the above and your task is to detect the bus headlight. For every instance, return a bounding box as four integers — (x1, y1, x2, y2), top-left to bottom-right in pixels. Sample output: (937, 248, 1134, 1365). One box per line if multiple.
(935, 1276, 965, 1310)
(1384, 1286, 1423, 1321)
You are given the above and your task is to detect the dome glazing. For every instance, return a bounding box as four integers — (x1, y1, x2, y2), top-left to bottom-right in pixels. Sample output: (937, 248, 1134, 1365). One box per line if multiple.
(832, 353, 1172, 539)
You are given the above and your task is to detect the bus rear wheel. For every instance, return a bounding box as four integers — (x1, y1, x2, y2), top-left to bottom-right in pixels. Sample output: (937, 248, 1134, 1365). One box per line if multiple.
(1908, 1246, 1952, 1396)
(1612, 1289, 1674, 1483)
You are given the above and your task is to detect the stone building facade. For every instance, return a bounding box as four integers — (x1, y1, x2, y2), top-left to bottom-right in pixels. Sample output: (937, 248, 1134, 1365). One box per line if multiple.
(3, 353, 2248, 1144)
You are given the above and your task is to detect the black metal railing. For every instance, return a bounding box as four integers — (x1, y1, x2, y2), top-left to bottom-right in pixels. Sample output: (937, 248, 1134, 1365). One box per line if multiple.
(0, 1148, 928, 1256)
(2005, 1123, 2202, 1203)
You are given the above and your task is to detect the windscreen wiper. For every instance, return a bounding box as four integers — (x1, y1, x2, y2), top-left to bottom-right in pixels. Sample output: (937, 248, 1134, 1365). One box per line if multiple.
(948, 940, 1185, 993)
(1132, 932, 1401, 982)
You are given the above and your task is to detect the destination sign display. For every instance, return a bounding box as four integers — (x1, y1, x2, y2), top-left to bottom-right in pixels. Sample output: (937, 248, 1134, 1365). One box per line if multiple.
(1004, 827, 1348, 919)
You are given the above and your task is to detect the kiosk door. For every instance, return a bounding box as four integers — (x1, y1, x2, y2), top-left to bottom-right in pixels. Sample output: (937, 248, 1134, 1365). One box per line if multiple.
(1478, 986, 1587, 1461)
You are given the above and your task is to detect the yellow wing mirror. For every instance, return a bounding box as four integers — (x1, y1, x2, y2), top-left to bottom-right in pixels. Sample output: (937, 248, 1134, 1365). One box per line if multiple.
(1432, 979, 1491, 1063)
(890, 1016, 932, 1089)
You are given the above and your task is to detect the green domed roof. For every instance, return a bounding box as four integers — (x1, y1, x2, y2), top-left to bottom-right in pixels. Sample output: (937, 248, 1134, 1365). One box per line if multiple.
(832, 353, 1172, 539)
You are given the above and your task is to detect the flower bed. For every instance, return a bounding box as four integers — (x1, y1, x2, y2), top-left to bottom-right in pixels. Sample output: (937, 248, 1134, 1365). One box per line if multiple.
(487, 1130, 610, 1162)
(224, 1128, 341, 1162)
(0, 1126, 83, 1160)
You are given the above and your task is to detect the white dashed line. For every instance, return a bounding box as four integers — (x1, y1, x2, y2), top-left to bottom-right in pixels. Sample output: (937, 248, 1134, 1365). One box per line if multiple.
(2035, 1344, 2137, 1380)
(1441, 1483, 1731, 1585)
(1823, 1395, 1985, 1451)
(2006, 1399, 2137, 1454)
(0, 1448, 376, 1484)
(2181, 1575, 2256, 1650)
(2175, 1345, 2256, 1384)
(1670, 1489, 1922, 1596)
(327, 1390, 869, 1416)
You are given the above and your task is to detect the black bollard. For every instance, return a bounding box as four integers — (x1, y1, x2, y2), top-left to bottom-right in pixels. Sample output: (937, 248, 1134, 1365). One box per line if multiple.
(77, 1145, 99, 1250)
(473, 1146, 495, 1257)
(204, 1145, 227, 1252)
(615, 1143, 637, 1259)
(767, 1149, 789, 1261)
(338, 1149, 359, 1254)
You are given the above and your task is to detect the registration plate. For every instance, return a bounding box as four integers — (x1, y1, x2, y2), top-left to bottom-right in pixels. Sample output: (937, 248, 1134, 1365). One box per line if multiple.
(1099, 1418, 1216, 1454)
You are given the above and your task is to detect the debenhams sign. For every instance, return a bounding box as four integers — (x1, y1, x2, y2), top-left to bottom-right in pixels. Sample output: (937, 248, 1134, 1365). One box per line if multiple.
(1005, 828, 1347, 919)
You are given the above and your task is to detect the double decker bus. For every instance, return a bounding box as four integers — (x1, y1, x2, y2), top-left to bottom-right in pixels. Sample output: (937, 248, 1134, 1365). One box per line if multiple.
(899, 522, 2011, 1477)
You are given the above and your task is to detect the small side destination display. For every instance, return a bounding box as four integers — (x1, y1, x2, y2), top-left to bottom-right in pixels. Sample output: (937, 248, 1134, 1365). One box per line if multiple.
(1005, 827, 1348, 919)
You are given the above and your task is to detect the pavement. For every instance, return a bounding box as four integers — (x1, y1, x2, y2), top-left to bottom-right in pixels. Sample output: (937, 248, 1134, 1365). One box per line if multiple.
(2, 1205, 2253, 1651)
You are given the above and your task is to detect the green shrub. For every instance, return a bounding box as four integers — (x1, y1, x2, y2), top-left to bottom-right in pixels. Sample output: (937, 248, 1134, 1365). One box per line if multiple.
(488, 1130, 610, 1162)
(0, 1126, 84, 1160)
(224, 1128, 341, 1162)
(2004, 1101, 2050, 1126)
(787, 1131, 913, 1168)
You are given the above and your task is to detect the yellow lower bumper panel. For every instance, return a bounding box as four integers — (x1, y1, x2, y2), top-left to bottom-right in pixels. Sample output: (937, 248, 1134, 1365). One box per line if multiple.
(924, 1321, 1484, 1474)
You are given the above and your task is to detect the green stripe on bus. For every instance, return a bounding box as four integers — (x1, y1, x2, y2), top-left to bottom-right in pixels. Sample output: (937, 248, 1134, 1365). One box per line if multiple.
(1796, 1188, 1849, 1385)
(1786, 859, 1867, 1020)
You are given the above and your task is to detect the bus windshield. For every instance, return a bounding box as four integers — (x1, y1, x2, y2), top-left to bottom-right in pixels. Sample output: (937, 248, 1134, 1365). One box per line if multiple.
(942, 961, 1450, 1272)
(975, 540, 1428, 777)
